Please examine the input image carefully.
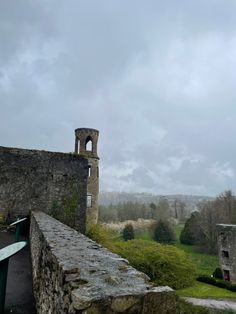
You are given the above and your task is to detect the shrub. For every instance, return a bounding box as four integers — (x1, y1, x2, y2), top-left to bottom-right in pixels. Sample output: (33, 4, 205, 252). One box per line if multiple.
(213, 267, 223, 279)
(113, 239, 196, 289)
(197, 275, 236, 292)
(153, 220, 176, 244)
(215, 280, 228, 289)
(86, 223, 116, 251)
(197, 275, 216, 285)
(123, 223, 135, 241)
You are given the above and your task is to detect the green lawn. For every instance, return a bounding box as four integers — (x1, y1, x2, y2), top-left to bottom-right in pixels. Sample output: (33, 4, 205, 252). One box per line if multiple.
(176, 242, 218, 275)
(177, 281, 236, 299)
(175, 224, 184, 240)
(174, 224, 218, 275)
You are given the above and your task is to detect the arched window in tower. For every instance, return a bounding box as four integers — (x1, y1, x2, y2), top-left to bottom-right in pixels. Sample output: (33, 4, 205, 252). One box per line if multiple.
(85, 136, 93, 151)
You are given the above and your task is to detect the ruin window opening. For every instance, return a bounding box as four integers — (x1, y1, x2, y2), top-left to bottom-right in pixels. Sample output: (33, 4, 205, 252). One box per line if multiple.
(97, 166, 99, 178)
(87, 195, 92, 207)
(85, 136, 93, 151)
(222, 250, 229, 258)
(88, 165, 91, 177)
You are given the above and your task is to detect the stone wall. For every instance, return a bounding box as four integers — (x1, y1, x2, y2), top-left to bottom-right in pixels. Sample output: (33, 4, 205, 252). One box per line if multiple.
(86, 156, 99, 224)
(30, 211, 176, 314)
(0, 146, 88, 232)
(216, 224, 236, 282)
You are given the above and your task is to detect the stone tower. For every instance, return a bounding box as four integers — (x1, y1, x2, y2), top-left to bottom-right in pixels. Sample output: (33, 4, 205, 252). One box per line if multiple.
(216, 224, 236, 282)
(74, 128, 99, 224)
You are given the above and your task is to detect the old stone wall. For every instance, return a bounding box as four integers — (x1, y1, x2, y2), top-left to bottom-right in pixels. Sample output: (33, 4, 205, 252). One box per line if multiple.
(30, 211, 176, 314)
(86, 156, 99, 224)
(217, 224, 236, 282)
(0, 146, 88, 232)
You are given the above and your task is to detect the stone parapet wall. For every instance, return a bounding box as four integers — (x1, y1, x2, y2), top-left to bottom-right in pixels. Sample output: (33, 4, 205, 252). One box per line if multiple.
(30, 211, 176, 314)
(0, 146, 88, 232)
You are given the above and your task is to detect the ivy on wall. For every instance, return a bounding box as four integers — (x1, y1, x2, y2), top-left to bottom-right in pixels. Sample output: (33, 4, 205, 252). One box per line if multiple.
(48, 193, 79, 228)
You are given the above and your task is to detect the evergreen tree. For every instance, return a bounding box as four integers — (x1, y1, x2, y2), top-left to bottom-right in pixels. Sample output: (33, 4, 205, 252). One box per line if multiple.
(213, 267, 223, 279)
(123, 223, 135, 241)
(180, 211, 203, 245)
(153, 220, 176, 244)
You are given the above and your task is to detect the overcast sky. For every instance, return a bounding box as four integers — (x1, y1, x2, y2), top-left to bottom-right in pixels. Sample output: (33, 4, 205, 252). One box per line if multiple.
(1, 0, 236, 196)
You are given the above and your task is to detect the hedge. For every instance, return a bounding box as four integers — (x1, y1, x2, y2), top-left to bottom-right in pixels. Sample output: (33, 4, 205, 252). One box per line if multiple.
(197, 275, 236, 292)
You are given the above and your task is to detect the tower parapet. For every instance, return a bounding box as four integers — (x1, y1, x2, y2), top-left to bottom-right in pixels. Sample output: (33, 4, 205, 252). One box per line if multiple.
(75, 128, 99, 224)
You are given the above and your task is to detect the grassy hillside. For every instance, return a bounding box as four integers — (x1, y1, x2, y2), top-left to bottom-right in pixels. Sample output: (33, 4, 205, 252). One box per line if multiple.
(174, 224, 218, 275)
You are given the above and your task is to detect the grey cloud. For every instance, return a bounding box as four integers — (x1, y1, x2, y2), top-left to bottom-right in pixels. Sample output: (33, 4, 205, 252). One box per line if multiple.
(1, 0, 236, 196)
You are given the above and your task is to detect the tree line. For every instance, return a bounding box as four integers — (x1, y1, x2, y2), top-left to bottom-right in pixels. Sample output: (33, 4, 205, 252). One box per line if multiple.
(180, 190, 236, 254)
(98, 197, 187, 223)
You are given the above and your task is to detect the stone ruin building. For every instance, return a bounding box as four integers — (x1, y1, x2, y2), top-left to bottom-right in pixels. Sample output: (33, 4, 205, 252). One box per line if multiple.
(216, 224, 236, 282)
(0, 127, 176, 313)
(0, 127, 99, 232)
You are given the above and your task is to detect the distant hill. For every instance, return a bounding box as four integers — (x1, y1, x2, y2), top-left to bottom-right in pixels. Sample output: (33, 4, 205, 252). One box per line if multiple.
(99, 191, 213, 212)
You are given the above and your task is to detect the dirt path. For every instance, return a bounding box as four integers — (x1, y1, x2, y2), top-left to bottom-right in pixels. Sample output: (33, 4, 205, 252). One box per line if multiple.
(183, 297, 236, 311)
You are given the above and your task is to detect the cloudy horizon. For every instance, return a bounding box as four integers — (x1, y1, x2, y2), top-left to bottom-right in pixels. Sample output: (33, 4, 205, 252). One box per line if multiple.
(1, 0, 236, 197)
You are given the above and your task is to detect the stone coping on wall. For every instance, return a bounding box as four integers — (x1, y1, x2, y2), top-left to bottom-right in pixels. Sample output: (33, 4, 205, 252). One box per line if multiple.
(30, 211, 176, 314)
(0, 145, 85, 158)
